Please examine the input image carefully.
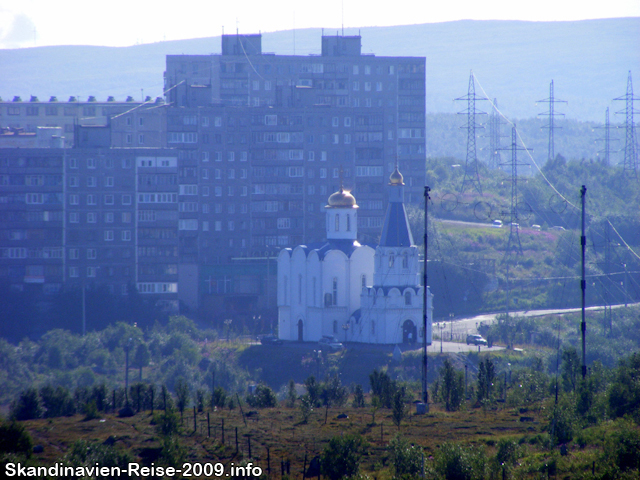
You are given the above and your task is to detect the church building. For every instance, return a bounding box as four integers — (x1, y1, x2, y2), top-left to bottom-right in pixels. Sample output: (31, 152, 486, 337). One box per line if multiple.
(277, 168, 433, 345)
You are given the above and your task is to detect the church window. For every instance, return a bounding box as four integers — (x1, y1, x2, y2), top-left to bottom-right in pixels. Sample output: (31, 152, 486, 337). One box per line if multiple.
(332, 278, 338, 305)
(335, 214, 340, 231)
(389, 254, 394, 267)
(298, 274, 303, 304)
(361, 274, 367, 288)
(371, 321, 375, 334)
(333, 320, 338, 334)
(346, 215, 351, 231)
(402, 253, 408, 269)
(284, 276, 288, 304)
(404, 291, 412, 305)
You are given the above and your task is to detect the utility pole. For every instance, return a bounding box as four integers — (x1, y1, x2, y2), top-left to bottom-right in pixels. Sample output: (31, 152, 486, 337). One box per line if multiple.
(422, 186, 430, 411)
(614, 71, 639, 178)
(456, 71, 488, 195)
(499, 126, 529, 256)
(580, 186, 587, 380)
(537, 80, 567, 162)
(595, 107, 619, 166)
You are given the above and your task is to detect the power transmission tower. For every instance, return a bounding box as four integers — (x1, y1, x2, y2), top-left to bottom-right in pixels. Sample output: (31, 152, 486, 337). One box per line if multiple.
(456, 71, 488, 195)
(486, 99, 508, 170)
(538, 80, 567, 162)
(595, 107, 619, 166)
(614, 71, 639, 179)
(499, 126, 529, 256)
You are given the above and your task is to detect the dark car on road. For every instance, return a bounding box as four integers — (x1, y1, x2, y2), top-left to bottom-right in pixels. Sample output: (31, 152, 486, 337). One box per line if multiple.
(466, 334, 488, 346)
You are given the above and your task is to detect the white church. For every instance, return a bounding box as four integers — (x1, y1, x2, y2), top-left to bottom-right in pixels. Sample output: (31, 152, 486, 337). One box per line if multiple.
(277, 167, 433, 345)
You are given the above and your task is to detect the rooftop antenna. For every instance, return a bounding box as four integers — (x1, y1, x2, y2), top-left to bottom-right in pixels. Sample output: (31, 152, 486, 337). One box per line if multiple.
(455, 71, 488, 195)
(614, 71, 639, 179)
(537, 80, 567, 162)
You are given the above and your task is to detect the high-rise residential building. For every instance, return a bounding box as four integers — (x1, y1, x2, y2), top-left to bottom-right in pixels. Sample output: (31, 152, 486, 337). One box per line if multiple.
(164, 34, 426, 262)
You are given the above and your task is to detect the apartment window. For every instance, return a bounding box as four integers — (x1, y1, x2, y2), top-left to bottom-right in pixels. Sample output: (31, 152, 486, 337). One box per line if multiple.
(227, 186, 235, 196)
(344, 117, 351, 127)
(364, 82, 371, 91)
(308, 151, 315, 161)
(179, 185, 197, 195)
(202, 151, 210, 162)
(241, 186, 248, 196)
(240, 151, 248, 162)
(122, 230, 131, 241)
(69, 194, 79, 205)
(68, 176, 78, 187)
(253, 80, 260, 91)
(87, 249, 97, 260)
(45, 106, 59, 116)
(264, 80, 271, 90)
(138, 134, 145, 145)
(87, 158, 96, 169)
(122, 195, 132, 205)
(320, 151, 327, 161)
(215, 221, 222, 231)
(228, 151, 235, 162)
(202, 169, 209, 179)
(228, 169, 235, 179)
(344, 134, 351, 144)
(215, 169, 221, 179)
(139, 117, 144, 126)
(104, 212, 114, 223)
(228, 221, 235, 231)
(69, 158, 78, 169)
(86, 176, 96, 187)
(122, 158, 132, 169)
(388, 65, 395, 74)
(202, 221, 209, 231)
(69, 248, 79, 260)
(69, 212, 79, 223)
(319, 168, 327, 178)
(202, 186, 209, 196)
(353, 65, 359, 75)
(69, 267, 79, 278)
(352, 81, 359, 91)
(87, 213, 97, 223)
(104, 194, 114, 205)
(87, 267, 97, 278)
(202, 117, 209, 126)
(332, 117, 339, 127)
(332, 134, 339, 144)
(215, 187, 222, 197)
(104, 230, 114, 241)
(202, 204, 209, 214)
(122, 212, 132, 223)
(376, 82, 383, 91)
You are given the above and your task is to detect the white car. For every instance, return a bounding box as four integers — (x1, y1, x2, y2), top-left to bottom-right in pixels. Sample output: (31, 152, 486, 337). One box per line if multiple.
(318, 335, 344, 351)
(492, 220, 503, 228)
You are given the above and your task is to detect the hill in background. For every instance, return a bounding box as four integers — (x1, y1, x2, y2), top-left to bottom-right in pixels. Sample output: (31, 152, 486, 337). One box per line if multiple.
(1, 18, 638, 122)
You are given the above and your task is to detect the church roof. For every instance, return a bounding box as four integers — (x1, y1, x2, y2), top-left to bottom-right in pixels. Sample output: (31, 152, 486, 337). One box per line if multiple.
(326, 187, 357, 208)
(379, 202, 414, 247)
(296, 239, 369, 260)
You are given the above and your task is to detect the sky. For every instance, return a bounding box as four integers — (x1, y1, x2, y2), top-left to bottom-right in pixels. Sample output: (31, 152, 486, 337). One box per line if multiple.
(1, 0, 639, 49)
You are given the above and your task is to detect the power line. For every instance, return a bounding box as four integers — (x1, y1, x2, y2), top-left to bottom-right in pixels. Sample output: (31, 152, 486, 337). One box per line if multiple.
(614, 71, 640, 179)
(455, 71, 488, 196)
(537, 80, 567, 162)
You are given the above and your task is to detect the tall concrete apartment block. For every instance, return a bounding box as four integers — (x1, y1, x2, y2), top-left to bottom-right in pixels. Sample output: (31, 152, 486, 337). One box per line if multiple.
(0, 148, 180, 310)
(164, 34, 426, 260)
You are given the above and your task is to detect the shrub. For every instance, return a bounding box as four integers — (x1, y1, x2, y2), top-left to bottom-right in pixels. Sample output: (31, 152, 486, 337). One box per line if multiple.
(40, 385, 75, 418)
(246, 384, 277, 408)
(10, 388, 42, 421)
(434, 442, 486, 480)
(321, 434, 368, 480)
(389, 435, 423, 478)
(0, 421, 33, 457)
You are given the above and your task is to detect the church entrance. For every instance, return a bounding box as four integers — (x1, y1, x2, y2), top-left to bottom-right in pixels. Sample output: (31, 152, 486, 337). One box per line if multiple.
(402, 320, 417, 344)
(297, 319, 304, 341)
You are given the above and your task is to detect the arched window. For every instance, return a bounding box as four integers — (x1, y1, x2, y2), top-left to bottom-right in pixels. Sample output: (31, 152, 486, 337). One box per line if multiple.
(333, 320, 338, 334)
(335, 214, 340, 231)
(332, 277, 338, 305)
(402, 253, 408, 269)
(389, 254, 395, 267)
(361, 274, 367, 288)
(346, 214, 351, 231)
(404, 290, 412, 305)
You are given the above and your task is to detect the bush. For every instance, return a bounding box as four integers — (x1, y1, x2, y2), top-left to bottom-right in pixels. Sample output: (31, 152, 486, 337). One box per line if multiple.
(389, 435, 423, 478)
(246, 384, 277, 408)
(434, 442, 486, 480)
(0, 421, 33, 457)
(321, 434, 368, 480)
(40, 385, 75, 418)
(10, 388, 42, 421)
(212, 387, 227, 409)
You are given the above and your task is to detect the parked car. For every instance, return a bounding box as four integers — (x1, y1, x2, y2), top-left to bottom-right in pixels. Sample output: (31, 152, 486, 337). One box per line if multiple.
(259, 334, 282, 345)
(492, 219, 503, 228)
(466, 334, 488, 346)
(318, 335, 345, 351)
(531, 224, 541, 231)
(550, 225, 566, 231)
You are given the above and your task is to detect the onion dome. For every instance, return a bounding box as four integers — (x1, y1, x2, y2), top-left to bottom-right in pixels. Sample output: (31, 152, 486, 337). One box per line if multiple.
(389, 166, 404, 185)
(327, 187, 357, 208)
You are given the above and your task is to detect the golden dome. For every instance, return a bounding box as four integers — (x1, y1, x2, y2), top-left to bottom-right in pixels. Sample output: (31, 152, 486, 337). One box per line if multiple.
(389, 166, 404, 185)
(327, 187, 357, 208)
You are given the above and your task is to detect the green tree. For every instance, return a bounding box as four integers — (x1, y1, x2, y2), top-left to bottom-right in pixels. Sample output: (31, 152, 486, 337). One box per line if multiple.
(10, 388, 42, 420)
(477, 357, 496, 404)
(321, 434, 368, 480)
(304, 375, 321, 406)
(389, 435, 423, 479)
(40, 385, 75, 418)
(246, 383, 278, 408)
(299, 394, 314, 424)
(392, 387, 407, 429)
(132, 343, 150, 382)
(287, 379, 297, 408)
(0, 421, 33, 457)
(561, 347, 581, 393)
(369, 369, 397, 408)
(608, 352, 640, 421)
(174, 378, 190, 421)
(440, 359, 464, 411)
(352, 384, 366, 408)
(434, 442, 486, 480)
(212, 387, 227, 409)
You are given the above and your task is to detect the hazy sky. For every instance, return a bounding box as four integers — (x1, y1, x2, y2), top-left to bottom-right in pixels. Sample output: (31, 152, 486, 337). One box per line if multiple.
(1, 0, 639, 49)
